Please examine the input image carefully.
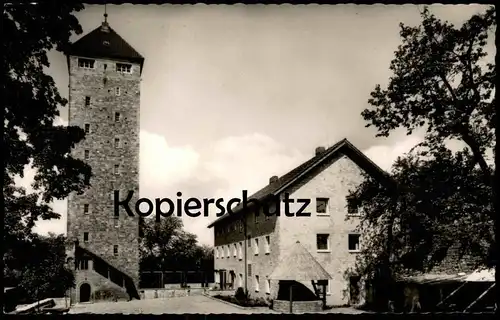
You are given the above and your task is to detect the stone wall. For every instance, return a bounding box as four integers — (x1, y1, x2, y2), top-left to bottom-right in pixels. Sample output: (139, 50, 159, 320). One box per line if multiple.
(139, 288, 208, 300)
(273, 300, 323, 313)
(67, 54, 142, 298)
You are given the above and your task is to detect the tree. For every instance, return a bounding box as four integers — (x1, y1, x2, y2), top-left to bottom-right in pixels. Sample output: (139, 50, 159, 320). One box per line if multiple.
(15, 233, 75, 303)
(347, 6, 496, 308)
(3, 3, 90, 293)
(139, 217, 214, 286)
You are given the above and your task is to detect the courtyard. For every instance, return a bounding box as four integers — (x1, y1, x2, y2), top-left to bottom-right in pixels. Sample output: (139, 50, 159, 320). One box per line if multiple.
(67, 295, 366, 314)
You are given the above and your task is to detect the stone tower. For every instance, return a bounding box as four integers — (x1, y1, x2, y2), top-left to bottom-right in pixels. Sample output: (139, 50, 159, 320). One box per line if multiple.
(65, 15, 144, 303)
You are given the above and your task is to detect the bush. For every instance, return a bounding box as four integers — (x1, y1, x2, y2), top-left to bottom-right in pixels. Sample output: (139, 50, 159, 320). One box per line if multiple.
(235, 287, 247, 301)
(92, 287, 128, 302)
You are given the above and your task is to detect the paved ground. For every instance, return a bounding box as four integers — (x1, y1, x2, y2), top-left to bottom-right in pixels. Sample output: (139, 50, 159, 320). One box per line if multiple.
(68, 295, 276, 314)
(68, 295, 367, 314)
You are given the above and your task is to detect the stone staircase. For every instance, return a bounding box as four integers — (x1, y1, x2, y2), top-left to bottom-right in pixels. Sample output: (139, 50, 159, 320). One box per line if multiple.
(75, 244, 140, 300)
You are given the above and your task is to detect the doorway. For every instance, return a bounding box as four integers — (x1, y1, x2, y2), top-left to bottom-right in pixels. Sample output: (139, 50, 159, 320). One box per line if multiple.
(79, 283, 91, 303)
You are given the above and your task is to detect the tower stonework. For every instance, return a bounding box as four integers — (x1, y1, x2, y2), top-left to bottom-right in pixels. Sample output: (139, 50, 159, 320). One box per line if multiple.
(66, 19, 144, 303)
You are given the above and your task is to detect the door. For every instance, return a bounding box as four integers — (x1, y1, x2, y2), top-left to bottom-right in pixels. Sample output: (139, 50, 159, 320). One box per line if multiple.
(79, 283, 91, 303)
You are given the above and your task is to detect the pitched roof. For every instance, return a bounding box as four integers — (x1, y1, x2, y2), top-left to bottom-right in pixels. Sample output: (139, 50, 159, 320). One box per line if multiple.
(268, 241, 332, 281)
(207, 138, 395, 228)
(66, 22, 145, 73)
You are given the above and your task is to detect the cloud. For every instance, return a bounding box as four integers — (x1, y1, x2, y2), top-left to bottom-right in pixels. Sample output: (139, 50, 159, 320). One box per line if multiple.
(363, 135, 424, 171)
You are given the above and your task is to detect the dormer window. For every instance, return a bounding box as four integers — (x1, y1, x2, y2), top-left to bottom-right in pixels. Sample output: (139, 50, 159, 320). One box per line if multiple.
(116, 63, 132, 74)
(78, 58, 95, 69)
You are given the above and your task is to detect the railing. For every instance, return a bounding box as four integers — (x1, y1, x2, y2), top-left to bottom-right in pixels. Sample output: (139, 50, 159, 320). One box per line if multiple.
(140, 271, 215, 289)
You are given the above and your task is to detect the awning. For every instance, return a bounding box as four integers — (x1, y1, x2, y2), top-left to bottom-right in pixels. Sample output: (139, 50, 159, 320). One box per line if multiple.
(269, 241, 332, 281)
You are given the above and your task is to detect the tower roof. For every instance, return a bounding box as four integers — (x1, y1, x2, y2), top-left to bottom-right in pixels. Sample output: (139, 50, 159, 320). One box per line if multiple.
(66, 21, 145, 73)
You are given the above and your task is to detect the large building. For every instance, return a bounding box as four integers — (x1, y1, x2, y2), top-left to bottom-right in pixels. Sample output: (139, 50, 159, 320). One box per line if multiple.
(208, 138, 392, 306)
(65, 14, 144, 303)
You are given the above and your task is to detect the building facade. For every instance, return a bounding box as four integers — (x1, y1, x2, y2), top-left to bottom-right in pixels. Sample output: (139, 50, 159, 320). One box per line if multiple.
(65, 17, 144, 303)
(209, 139, 392, 306)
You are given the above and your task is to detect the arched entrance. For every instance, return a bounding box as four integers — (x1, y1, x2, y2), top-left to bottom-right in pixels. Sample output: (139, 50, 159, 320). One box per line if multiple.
(79, 283, 91, 303)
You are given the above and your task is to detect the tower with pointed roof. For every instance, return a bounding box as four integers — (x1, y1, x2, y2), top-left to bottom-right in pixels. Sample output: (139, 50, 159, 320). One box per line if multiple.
(65, 13, 144, 303)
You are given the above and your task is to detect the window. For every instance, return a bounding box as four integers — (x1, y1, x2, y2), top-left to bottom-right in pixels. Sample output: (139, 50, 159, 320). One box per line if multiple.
(215, 247, 219, 259)
(113, 215, 119, 227)
(239, 274, 243, 287)
(316, 197, 329, 215)
(317, 280, 331, 295)
(78, 58, 95, 69)
(348, 234, 361, 252)
(317, 234, 330, 251)
(233, 244, 237, 257)
(254, 212, 259, 224)
(264, 235, 270, 254)
(347, 196, 359, 215)
(113, 245, 119, 256)
(83, 232, 89, 242)
(84, 123, 90, 134)
(254, 238, 259, 255)
(114, 164, 119, 175)
(83, 204, 89, 214)
(247, 235, 251, 247)
(255, 275, 260, 292)
(226, 246, 230, 258)
(85, 96, 91, 106)
(248, 264, 252, 277)
(78, 259, 89, 270)
(238, 242, 243, 260)
(239, 220, 243, 233)
(221, 246, 224, 259)
(103, 40, 110, 46)
(114, 138, 121, 148)
(104, 64, 107, 70)
(265, 279, 271, 294)
(84, 150, 90, 160)
(116, 63, 132, 74)
(115, 112, 121, 122)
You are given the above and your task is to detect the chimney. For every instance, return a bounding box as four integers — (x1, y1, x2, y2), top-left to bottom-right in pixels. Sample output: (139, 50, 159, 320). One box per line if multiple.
(269, 176, 279, 184)
(315, 146, 326, 156)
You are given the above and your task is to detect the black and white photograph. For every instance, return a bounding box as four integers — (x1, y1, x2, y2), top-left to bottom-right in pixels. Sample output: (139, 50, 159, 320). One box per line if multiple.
(3, 2, 497, 316)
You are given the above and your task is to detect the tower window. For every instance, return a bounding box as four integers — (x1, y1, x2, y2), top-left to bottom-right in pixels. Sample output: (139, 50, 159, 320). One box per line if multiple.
(84, 123, 90, 134)
(116, 63, 132, 74)
(78, 58, 95, 69)
(115, 112, 121, 122)
(84, 150, 90, 160)
(115, 87, 121, 96)
(78, 259, 89, 270)
(114, 138, 121, 148)
(113, 245, 119, 256)
(83, 232, 89, 242)
(114, 164, 119, 175)
(85, 96, 91, 106)
(83, 204, 89, 214)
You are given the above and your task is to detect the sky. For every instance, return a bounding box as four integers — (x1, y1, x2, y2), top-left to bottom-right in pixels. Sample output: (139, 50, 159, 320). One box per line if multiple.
(16, 4, 494, 246)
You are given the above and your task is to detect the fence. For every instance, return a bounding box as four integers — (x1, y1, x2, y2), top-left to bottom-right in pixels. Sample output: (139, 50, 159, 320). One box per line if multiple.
(140, 271, 215, 289)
